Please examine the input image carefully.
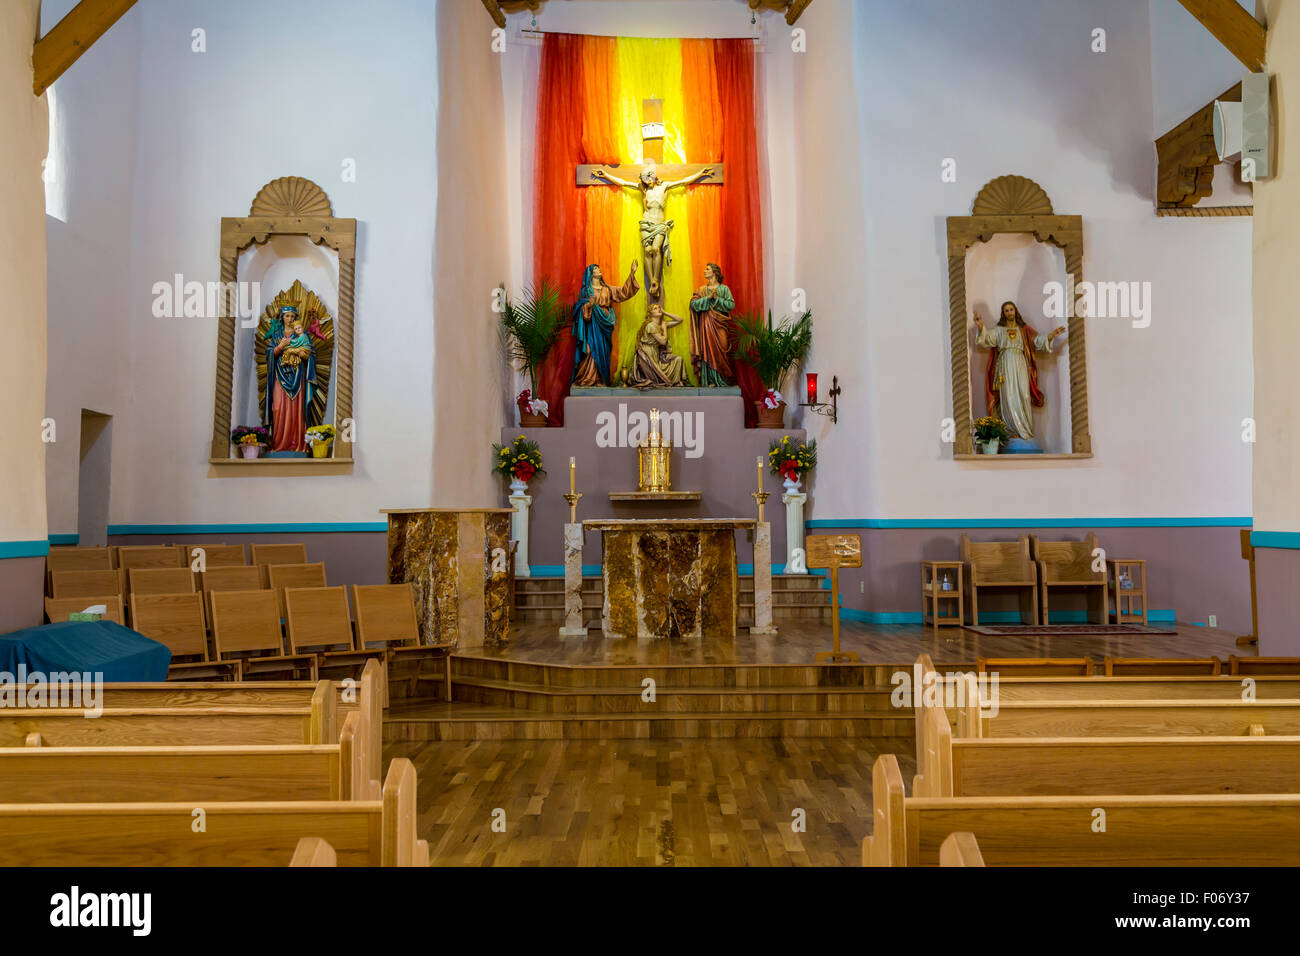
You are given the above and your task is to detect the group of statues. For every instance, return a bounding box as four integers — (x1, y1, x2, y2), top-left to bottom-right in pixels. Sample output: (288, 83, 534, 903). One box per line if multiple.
(571, 163, 737, 390)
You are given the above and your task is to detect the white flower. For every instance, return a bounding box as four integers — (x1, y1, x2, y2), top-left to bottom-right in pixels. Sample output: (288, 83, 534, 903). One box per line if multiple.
(528, 398, 550, 416)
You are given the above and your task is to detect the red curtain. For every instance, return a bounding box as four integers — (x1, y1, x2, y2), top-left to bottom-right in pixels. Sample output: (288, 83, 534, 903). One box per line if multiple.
(533, 34, 588, 425)
(713, 40, 766, 427)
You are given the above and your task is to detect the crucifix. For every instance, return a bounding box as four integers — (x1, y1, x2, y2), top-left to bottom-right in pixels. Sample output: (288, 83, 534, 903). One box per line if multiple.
(576, 98, 724, 301)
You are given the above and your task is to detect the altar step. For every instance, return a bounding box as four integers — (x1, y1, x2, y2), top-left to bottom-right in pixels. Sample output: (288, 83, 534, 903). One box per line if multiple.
(382, 656, 908, 740)
(511, 574, 832, 624)
(383, 702, 910, 741)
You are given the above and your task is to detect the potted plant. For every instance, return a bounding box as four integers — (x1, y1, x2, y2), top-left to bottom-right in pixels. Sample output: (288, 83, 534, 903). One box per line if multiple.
(735, 309, 813, 428)
(306, 424, 336, 459)
(230, 425, 270, 459)
(501, 281, 567, 427)
(768, 435, 817, 492)
(973, 416, 1010, 455)
(492, 435, 546, 494)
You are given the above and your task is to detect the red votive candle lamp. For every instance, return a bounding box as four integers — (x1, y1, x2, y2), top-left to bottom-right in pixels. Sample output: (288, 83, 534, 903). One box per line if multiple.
(805, 373, 818, 406)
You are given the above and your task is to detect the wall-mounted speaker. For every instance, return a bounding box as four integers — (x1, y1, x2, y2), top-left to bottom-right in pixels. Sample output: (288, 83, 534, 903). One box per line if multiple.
(1215, 72, 1271, 181)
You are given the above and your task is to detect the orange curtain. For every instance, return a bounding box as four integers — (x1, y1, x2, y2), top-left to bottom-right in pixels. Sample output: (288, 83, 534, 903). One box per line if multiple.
(681, 39, 722, 280)
(534, 34, 589, 423)
(714, 39, 766, 426)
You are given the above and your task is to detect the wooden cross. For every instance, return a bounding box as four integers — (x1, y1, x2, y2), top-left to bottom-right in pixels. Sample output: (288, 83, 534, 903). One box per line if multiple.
(806, 534, 863, 664)
(575, 98, 725, 186)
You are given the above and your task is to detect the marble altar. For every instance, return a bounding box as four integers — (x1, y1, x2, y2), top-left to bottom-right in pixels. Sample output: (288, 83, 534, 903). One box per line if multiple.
(582, 518, 758, 640)
(382, 507, 514, 647)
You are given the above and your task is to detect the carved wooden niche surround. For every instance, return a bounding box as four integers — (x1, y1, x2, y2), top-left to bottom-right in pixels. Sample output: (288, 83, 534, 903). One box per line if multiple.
(947, 176, 1091, 459)
(209, 177, 357, 464)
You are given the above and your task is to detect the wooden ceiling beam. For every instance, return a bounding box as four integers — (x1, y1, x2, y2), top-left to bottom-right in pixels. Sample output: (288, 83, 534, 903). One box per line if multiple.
(33, 0, 137, 96)
(1175, 0, 1266, 73)
(480, 0, 506, 29)
(483, 0, 814, 28)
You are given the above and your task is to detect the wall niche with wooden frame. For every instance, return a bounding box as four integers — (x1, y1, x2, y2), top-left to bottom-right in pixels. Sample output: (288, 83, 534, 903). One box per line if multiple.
(947, 175, 1092, 460)
(209, 177, 357, 474)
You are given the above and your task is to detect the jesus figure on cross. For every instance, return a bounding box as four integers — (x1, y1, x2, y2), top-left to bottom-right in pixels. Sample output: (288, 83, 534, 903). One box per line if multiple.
(591, 163, 714, 299)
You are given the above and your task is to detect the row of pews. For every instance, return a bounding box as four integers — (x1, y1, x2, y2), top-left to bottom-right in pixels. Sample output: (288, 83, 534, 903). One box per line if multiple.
(865, 655, 1300, 866)
(0, 660, 428, 866)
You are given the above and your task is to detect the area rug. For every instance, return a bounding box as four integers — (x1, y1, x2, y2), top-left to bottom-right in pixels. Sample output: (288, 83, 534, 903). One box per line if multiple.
(963, 623, 1178, 636)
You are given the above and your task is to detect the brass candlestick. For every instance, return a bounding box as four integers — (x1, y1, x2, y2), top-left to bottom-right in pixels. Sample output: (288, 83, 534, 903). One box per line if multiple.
(751, 490, 771, 523)
(563, 491, 583, 523)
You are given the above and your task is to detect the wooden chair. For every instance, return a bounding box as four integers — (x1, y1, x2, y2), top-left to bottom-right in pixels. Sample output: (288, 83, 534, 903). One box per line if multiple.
(285, 586, 386, 695)
(45, 547, 113, 595)
(117, 545, 185, 571)
(127, 567, 197, 596)
(352, 583, 453, 700)
(267, 562, 328, 618)
(200, 565, 264, 623)
(44, 595, 125, 625)
(977, 657, 1093, 677)
(960, 534, 1039, 625)
(50, 569, 123, 599)
(176, 543, 247, 568)
(252, 543, 309, 584)
(1030, 533, 1108, 625)
(1105, 657, 1223, 677)
(1230, 656, 1300, 676)
(210, 590, 317, 680)
(128, 593, 241, 681)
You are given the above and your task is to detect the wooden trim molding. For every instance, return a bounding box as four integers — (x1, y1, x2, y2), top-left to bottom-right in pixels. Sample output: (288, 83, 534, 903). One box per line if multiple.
(210, 177, 358, 466)
(1155, 83, 1243, 209)
(1156, 205, 1253, 217)
(32, 0, 138, 96)
(481, 0, 814, 27)
(947, 176, 1091, 459)
(1175, 0, 1266, 73)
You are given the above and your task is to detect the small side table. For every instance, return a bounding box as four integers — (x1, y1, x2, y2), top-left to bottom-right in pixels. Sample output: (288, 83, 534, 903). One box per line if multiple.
(921, 561, 964, 628)
(1106, 559, 1148, 624)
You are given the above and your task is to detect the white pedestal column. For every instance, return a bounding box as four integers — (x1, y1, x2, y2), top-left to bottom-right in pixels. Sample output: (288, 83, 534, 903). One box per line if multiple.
(751, 521, 778, 636)
(508, 489, 532, 578)
(559, 522, 586, 636)
(783, 491, 808, 573)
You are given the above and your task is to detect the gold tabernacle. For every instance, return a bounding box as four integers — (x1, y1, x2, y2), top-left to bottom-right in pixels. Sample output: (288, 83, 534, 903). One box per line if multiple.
(636, 408, 672, 492)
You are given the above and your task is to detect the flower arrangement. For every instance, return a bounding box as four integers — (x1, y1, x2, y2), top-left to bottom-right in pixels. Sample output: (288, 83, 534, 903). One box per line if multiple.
(516, 388, 550, 419)
(492, 435, 546, 483)
(230, 425, 269, 446)
(768, 435, 818, 483)
(760, 388, 783, 410)
(305, 424, 336, 447)
(972, 416, 1011, 444)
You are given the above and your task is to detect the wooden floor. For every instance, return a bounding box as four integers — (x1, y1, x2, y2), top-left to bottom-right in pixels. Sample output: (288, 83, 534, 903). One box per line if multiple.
(461, 619, 1248, 667)
(387, 619, 1248, 864)
(386, 736, 914, 866)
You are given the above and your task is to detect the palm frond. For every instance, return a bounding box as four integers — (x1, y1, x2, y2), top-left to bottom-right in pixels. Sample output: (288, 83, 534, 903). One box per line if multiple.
(736, 309, 813, 391)
(500, 281, 568, 391)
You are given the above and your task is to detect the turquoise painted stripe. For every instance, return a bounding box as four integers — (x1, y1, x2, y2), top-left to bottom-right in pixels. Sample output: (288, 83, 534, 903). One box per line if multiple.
(48, 533, 79, 545)
(808, 517, 1251, 530)
(108, 522, 388, 535)
(528, 565, 602, 577)
(841, 608, 1177, 624)
(0, 540, 51, 559)
(1251, 531, 1300, 549)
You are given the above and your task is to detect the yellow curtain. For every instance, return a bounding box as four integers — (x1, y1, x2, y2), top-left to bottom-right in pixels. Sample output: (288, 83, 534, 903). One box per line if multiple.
(611, 37, 697, 383)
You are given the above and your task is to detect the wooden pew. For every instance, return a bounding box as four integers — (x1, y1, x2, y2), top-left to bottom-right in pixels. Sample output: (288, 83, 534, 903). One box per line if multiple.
(864, 752, 1300, 866)
(0, 680, 336, 748)
(0, 758, 428, 866)
(3, 661, 385, 799)
(290, 837, 337, 866)
(915, 703, 1300, 797)
(1104, 657, 1222, 676)
(967, 696, 1300, 738)
(940, 832, 984, 867)
(1, 709, 365, 802)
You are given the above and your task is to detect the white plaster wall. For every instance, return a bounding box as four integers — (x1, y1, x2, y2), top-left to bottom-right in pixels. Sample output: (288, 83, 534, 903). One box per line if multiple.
(41, 0, 139, 537)
(795, 0, 1253, 522)
(1253, 0, 1298, 532)
(1, 0, 49, 543)
(117, 0, 438, 524)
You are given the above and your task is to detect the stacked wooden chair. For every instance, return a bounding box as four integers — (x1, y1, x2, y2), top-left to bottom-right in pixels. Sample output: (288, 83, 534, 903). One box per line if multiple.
(960, 534, 1039, 626)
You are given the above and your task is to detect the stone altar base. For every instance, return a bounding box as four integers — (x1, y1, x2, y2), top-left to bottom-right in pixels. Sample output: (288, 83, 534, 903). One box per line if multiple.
(589, 519, 751, 640)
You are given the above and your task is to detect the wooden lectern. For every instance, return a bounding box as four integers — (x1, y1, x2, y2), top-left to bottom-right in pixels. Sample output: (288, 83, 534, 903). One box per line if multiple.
(806, 533, 862, 663)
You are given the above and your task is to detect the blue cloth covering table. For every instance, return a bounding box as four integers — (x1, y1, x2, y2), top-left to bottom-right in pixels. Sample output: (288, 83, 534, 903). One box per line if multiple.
(0, 620, 171, 682)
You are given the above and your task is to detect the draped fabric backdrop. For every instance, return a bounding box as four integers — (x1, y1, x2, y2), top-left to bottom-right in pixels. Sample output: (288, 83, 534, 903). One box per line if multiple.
(533, 33, 766, 426)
